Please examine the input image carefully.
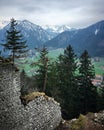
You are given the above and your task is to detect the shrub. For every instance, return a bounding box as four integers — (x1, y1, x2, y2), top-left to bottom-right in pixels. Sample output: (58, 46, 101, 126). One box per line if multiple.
(70, 114, 86, 130)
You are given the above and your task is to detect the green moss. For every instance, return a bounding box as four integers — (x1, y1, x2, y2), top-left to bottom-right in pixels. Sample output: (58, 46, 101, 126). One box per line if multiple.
(86, 112, 94, 119)
(20, 92, 45, 105)
(70, 114, 86, 130)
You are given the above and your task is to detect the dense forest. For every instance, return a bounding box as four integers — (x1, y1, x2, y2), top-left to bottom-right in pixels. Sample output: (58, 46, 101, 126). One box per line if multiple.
(28, 45, 104, 120)
(1, 18, 104, 120)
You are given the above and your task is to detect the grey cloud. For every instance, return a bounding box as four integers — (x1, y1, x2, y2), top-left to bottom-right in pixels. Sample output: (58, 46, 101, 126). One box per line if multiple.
(0, 0, 104, 27)
(0, 0, 103, 12)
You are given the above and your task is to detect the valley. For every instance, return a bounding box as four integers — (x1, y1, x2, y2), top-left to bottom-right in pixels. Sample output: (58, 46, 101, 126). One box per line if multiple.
(1, 1, 104, 130)
(16, 49, 104, 77)
(0, 19, 104, 77)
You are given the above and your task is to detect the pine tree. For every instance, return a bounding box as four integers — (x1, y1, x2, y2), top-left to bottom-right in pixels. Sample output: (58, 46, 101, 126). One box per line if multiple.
(58, 45, 77, 87)
(57, 45, 79, 119)
(46, 61, 61, 101)
(79, 50, 97, 114)
(1, 18, 28, 65)
(35, 46, 49, 92)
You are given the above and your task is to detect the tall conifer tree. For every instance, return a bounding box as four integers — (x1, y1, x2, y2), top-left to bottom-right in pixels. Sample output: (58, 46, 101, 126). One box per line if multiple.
(1, 18, 28, 65)
(79, 50, 97, 113)
(35, 46, 49, 92)
(57, 45, 79, 119)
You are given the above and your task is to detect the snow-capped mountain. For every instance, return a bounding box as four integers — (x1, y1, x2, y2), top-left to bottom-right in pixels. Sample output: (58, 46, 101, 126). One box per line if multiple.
(0, 20, 75, 48)
(42, 25, 75, 33)
(1, 19, 104, 57)
(0, 20, 52, 49)
(45, 20, 104, 57)
(41, 25, 76, 39)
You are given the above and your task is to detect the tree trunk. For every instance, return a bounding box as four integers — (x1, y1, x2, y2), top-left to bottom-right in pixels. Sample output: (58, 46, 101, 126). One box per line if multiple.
(43, 60, 48, 92)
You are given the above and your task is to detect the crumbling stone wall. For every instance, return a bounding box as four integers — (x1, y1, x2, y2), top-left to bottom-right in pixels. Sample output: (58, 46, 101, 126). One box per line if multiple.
(0, 64, 61, 130)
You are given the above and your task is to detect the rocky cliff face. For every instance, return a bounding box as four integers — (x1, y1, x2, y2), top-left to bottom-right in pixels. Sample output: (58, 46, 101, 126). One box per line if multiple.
(0, 64, 61, 130)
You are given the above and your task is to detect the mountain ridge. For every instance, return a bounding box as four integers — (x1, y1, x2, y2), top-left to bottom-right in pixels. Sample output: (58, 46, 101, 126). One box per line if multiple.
(0, 19, 104, 56)
(0, 20, 74, 49)
(45, 20, 104, 56)
(0, 20, 51, 49)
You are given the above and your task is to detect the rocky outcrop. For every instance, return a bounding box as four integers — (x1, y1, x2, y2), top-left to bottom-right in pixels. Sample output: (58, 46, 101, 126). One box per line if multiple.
(0, 64, 61, 130)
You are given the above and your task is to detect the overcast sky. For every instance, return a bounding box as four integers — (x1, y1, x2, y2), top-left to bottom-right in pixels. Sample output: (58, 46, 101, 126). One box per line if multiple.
(0, 0, 104, 28)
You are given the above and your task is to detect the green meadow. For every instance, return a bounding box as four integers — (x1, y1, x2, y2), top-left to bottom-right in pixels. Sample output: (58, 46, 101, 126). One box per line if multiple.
(17, 49, 104, 76)
(93, 59, 104, 75)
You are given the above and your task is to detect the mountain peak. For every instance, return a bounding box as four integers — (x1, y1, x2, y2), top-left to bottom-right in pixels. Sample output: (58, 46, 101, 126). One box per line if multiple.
(17, 20, 43, 31)
(42, 25, 75, 33)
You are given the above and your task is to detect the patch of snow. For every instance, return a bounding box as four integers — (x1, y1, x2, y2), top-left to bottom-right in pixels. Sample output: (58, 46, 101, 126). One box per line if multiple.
(17, 20, 42, 31)
(42, 25, 72, 33)
(95, 29, 99, 35)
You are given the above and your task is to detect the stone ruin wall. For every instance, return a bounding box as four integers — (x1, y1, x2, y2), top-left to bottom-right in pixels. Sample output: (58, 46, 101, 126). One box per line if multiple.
(0, 65, 61, 130)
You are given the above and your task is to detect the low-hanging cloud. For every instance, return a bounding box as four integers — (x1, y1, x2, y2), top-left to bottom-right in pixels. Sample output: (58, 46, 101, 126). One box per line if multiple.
(0, 0, 104, 28)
